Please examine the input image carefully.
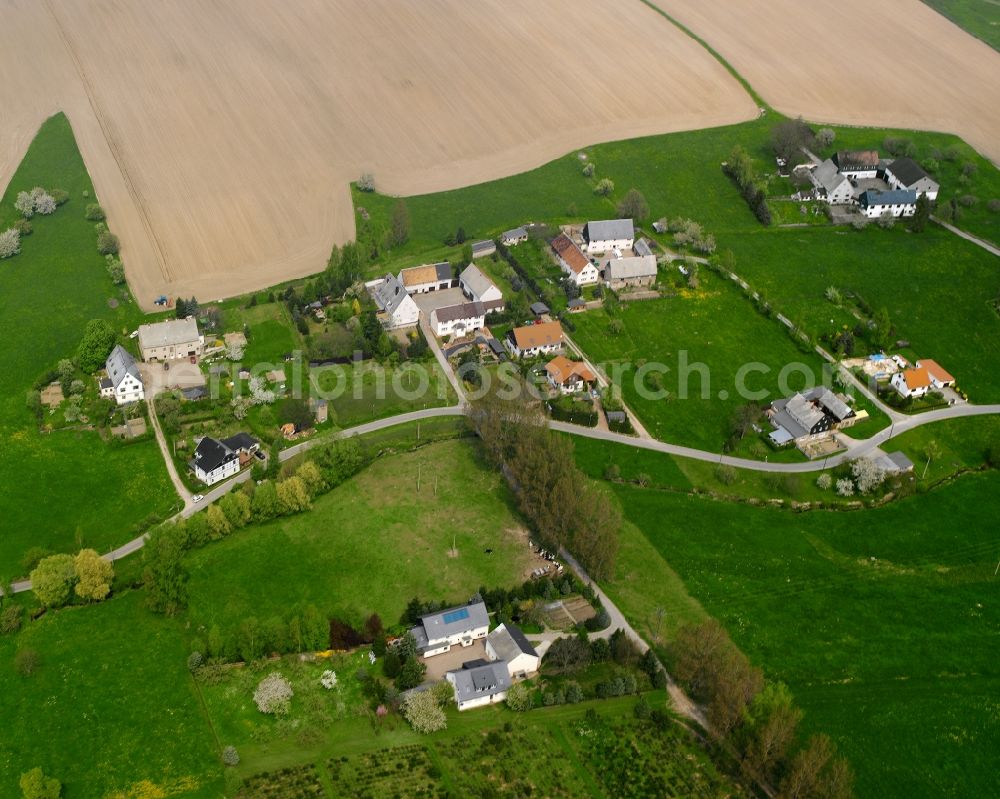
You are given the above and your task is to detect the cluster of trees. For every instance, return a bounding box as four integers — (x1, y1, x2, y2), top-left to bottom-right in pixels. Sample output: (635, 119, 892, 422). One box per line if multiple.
(667, 217, 716, 254)
(723, 146, 772, 226)
(383, 634, 426, 691)
(75, 319, 117, 372)
(14, 186, 62, 219)
(19, 767, 61, 799)
(672, 620, 853, 796)
(93, 221, 119, 257)
(174, 296, 200, 319)
(143, 438, 365, 616)
(770, 118, 815, 166)
(30, 549, 114, 608)
(467, 392, 620, 579)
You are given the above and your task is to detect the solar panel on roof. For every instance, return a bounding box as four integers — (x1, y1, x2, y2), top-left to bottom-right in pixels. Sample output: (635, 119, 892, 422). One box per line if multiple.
(442, 608, 470, 624)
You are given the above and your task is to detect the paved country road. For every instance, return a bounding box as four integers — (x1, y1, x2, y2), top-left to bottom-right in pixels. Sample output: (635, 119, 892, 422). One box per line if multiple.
(8, 398, 1000, 595)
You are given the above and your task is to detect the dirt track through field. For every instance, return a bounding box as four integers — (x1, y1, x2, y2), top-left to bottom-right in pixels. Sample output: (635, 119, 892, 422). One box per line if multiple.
(0, 0, 757, 310)
(652, 0, 1000, 164)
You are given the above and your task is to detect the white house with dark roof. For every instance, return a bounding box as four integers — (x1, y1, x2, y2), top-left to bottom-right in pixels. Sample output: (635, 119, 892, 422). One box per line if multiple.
(834, 150, 880, 179)
(190, 432, 259, 485)
(583, 219, 634, 254)
(884, 157, 939, 200)
(459, 263, 503, 305)
(501, 226, 528, 246)
(809, 159, 855, 205)
(410, 600, 490, 658)
(767, 387, 857, 445)
(430, 301, 487, 338)
(485, 623, 540, 679)
(858, 189, 917, 218)
(137, 318, 203, 362)
(372, 273, 420, 329)
(101, 344, 144, 405)
(446, 660, 511, 711)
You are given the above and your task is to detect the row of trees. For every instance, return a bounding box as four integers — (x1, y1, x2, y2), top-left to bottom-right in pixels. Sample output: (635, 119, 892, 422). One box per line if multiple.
(142, 438, 366, 616)
(467, 392, 620, 579)
(672, 619, 853, 797)
(723, 145, 772, 226)
(29, 549, 114, 608)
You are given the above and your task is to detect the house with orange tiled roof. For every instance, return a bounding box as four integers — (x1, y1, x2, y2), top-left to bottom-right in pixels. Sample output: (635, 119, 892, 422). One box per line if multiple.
(505, 321, 563, 359)
(891, 358, 956, 398)
(551, 234, 599, 286)
(545, 355, 596, 394)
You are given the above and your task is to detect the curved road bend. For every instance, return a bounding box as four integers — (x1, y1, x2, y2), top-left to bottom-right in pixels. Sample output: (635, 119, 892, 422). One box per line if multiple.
(8, 400, 1000, 595)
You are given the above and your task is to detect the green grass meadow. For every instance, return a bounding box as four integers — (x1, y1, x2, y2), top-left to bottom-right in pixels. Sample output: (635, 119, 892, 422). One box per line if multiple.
(0, 591, 223, 798)
(0, 114, 174, 572)
(921, 0, 1000, 51)
(605, 473, 1000, 799)
(185, 439, 533, 634)
(571, 270, 837, 451)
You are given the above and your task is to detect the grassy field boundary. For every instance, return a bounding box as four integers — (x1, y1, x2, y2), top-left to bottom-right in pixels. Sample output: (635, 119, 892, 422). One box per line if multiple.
(639, 0, 769, 109)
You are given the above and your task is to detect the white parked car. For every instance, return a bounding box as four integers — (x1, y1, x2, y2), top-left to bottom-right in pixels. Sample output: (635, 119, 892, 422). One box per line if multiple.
(192, 494, 205, 503)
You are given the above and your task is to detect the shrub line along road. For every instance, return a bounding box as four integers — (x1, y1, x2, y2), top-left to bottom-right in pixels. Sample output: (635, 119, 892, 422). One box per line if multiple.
(8, 394, 999, 596)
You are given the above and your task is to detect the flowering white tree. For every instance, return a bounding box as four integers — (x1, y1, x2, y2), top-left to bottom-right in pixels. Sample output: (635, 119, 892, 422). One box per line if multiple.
(14, 191, 34, 218)
(320, 670, 338, 690)
(226, 342, 244, 361)
(851, 458, 885, 494)
(816, 473, 832, 490)
(231, 396, 253, 420)
(835, 478, 855, 497)
(0, 228, 21, 259)
(32, 190, 57, 216)
(249, 377, 276, 405)
(253, 672, 293, 715)
(402, 689, 447, 734)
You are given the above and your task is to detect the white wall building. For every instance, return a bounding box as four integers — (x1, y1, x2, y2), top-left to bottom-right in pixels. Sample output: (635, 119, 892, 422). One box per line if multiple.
(506, 321, 563, 359)
(552, 234, 599, 286)
(446, 661, 511, 711)
(410, 601, 490, 658)
(430, 301, 487, 338)
(858, 189, 917, 219)
(459, 263, 503, 305)
(583, 219, 635, 253)
(485, 623, 540, 679)
(398, 263, 453, 294)
(834, 150, 880, 180)
(137, 318, 204, 362)
(372, 273, 420, 329)
(101, 344, 145, 405)
(809, 159, 855, 205)
(884, 157, 939, 200)
(583, 219, 634, 254)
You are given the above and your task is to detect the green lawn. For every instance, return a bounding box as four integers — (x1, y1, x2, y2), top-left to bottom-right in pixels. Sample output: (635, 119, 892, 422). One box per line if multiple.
(571, 270, 836, 452)
(185, 439, 533, 636)
(921, 0, 1000, 52)
(727, 225, 1000, 402)
(310, 360, 456, 429)
(0, 592, 223, 798)
(605, 472, 1000, 799)
(228, 690, 740, 799)
(0, 114, 174, 571)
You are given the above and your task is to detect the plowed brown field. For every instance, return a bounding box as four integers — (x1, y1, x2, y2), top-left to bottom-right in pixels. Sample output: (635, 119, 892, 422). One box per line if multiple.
(0, 0, 756, 309)
(653, 0, 1000, 163)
